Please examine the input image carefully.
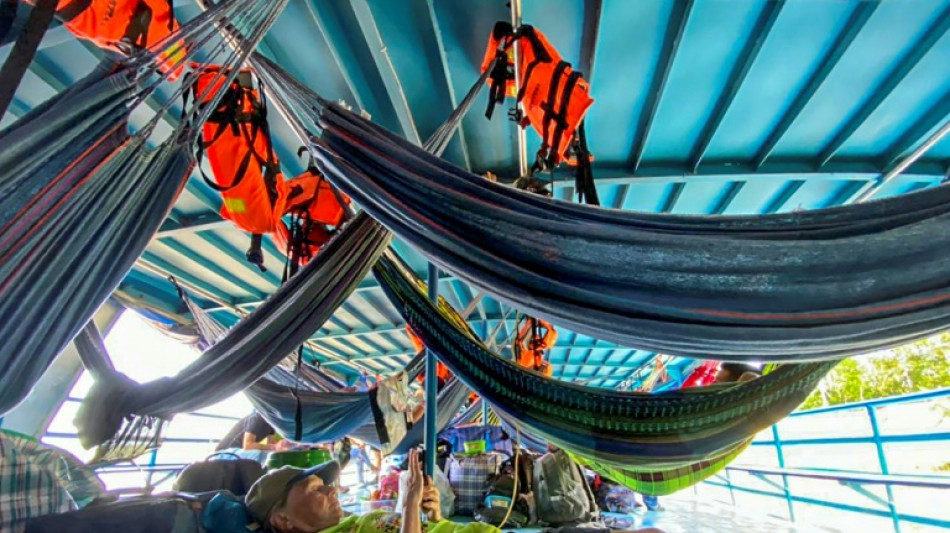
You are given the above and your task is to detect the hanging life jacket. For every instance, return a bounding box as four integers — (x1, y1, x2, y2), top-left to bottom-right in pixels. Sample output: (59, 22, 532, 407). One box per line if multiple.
(513, 317, 556, 377)
(191, 65, 287, 271)
(406, 325, 451, 389)
(36, 0, 185, 78)
(275, 149, 352, 269)
(481, 21, 594, 169)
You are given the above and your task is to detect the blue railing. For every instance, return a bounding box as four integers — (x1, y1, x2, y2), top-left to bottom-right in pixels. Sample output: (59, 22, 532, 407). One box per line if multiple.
(701, 387, 950, 532)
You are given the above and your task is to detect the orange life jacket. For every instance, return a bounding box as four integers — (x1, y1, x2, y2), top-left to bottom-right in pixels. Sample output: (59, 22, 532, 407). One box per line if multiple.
(284, 169, 350, 228)
(276, 165, 351, 268)
(192, 65, 287, 236)
(514, 317, 556, 377)
(41, 0, 184, 77)
(407, 325, 452, 386)
(481, 21, 593, 168)
(272, 210, 335, 268)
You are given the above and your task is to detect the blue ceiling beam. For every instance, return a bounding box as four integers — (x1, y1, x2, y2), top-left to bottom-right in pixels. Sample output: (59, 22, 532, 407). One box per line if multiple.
(711, 181, 745, 215)
(300, 0, 368, 112)
(816, 5, 950, 168)
(762, 179, 805, 214)
(689, 0, 785, 172)
(195, 232, 284, 288)
(156, 213, 232, 237)
(349, 0, 422, 145)
(881, 90, 950, 169)
(157, 238, 269, 300)
(660, 182, 685, 213)
(753, 2, 879, 169)
(578, 0, 603, 81)
(138, 251, 236, 307)
(423, 0, 472, 170)
(628, 0, 694, 171)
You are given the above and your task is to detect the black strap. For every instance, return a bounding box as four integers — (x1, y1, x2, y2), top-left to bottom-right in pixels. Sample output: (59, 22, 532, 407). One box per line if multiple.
(293, 346, 304, 442)
(573, 121, 599, 206)
(124, 0, 153, 49)
(245, 234, 266, 273)
(546, 70, 582, 166)
(0, 0, 57, 118)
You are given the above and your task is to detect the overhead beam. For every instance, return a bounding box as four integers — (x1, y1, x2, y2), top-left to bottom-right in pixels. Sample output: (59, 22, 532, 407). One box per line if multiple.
(350, 0, 422, 144)
(817, 5, 950, 167)
(629, 0, 694, 171)
(762, 180, 805, 214)
(690, 0, 784, 171)
(753, 2, 879, 168)
(660, 181, 685, 213)
(881, 90, 950, 169)
(156, 213, 232, 237)
(710, 181, 745, 215)
(578, 0, 603, 80)
(423, 0, 472, 170)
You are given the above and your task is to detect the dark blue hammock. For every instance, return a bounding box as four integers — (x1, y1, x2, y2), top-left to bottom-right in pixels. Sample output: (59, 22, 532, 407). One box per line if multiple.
(0, 0, 290, 415)
(287, 95, 950, 362)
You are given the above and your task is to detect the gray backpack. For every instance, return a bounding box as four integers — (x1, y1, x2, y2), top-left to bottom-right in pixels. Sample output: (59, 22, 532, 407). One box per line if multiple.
(533, 450, 599, 526)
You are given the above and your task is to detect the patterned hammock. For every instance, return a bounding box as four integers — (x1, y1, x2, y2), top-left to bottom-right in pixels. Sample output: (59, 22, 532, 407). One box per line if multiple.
(372, 252, 834, 475)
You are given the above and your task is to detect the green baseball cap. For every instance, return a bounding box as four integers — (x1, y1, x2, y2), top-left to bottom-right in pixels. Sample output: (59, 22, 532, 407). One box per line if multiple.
(245, 460, 341, 525)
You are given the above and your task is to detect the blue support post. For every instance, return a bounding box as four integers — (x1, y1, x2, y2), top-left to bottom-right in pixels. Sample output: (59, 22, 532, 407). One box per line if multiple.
(481, 399, 489, 425)
(867, 405, 901, 533)
(424, 263, 439, 476)
(772, 425, 795, 522)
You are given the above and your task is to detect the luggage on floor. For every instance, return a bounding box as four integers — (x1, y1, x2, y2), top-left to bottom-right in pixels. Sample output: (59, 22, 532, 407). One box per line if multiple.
(446, 452, 505, 515)
(534, 450, 599, 526)
(26, 497, 202, 533)
(173, 453, 263, 496)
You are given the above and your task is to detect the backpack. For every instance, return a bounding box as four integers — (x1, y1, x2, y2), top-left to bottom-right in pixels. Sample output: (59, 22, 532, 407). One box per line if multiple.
(474, 452, 537, 527)
(173, 453, 263, 497)
(533, 450, 599, 526)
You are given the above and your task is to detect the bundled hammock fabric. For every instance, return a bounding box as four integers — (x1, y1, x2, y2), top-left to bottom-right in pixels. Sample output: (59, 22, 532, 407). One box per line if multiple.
(372, 252, 835, 469)
(73, 322, 168, 465)
(0, 0, 290, 415)
(296, 90, 950, 361)
(348, 377, 472, 455)
(74, 213, 390, 447)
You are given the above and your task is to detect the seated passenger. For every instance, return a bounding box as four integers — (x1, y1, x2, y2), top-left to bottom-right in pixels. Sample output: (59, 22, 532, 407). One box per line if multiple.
(217, 411, 287, 452)
(246, 451, 663, 533)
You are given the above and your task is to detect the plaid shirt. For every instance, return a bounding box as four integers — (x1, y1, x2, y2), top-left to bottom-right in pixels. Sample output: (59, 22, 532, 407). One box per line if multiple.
(0, 431, 75, 533)
(446, 453, 504, 514)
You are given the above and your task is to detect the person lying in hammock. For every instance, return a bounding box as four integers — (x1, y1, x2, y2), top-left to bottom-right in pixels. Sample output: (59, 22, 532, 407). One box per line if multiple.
(244, 450, 664, 533)
(715, 362, 762, 384)
(216, 410, 290, 452)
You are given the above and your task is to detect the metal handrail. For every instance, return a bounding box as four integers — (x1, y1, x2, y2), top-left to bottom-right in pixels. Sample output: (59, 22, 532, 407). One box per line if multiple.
(706, 387, 950, 533)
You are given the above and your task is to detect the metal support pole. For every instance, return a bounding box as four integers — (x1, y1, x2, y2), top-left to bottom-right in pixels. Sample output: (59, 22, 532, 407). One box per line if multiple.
(481, 398, 490, 425)
(867, 405, 901, 533)
(771, 425, 796, 522)
(510, 0, 528, 178)
(854, 116, 950, 203)
(424, 263, 439, 476)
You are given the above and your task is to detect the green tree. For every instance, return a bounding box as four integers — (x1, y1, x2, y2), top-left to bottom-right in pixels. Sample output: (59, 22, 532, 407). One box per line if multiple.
(800, 333, 950, 410)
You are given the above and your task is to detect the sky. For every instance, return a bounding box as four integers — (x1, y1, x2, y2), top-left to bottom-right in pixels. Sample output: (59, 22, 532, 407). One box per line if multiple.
(45, 310, 252, 472)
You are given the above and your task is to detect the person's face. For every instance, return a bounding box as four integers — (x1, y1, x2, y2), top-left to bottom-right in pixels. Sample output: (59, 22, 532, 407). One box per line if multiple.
(271, 476, 343, 533)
